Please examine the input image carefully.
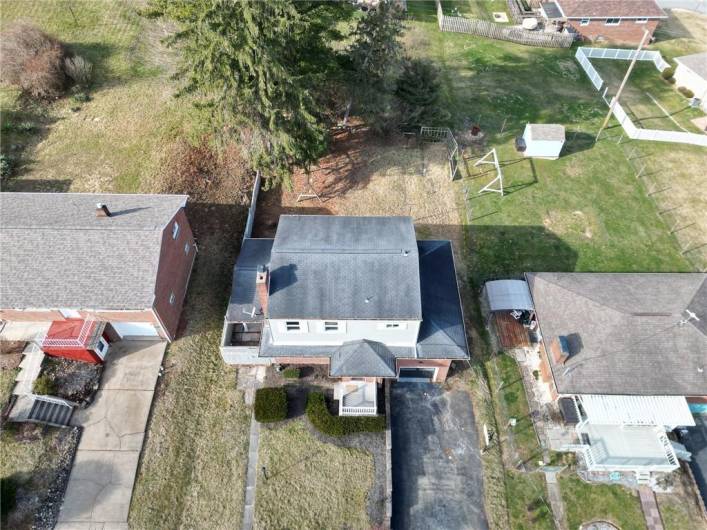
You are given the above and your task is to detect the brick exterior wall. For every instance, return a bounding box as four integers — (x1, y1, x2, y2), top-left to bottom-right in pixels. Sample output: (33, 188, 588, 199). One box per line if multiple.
(0, 309, 64, 321)
(0, 309, 156, 323)
(273, 356, 330, 366)
(538, 345, 559, 401)
(687, 396, 707, 404)
(396, 358, 452, 382)
(567, 19, 660, 44)
(152, 208, 196, 341)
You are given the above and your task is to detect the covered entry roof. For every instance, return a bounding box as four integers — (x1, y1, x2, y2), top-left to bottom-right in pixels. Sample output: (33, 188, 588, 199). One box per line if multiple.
(330, 340, 397, 378)
(485, 280, 534, 311)
(577, 395, 695, 427)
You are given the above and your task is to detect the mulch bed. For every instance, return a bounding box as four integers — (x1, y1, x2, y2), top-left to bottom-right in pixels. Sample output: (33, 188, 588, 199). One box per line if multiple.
(40, 357, 102, 406)
(0, 341, 26, 370)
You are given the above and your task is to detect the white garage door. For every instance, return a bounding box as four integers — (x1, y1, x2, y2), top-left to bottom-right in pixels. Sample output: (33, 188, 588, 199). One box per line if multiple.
(111, 322, 160, 339)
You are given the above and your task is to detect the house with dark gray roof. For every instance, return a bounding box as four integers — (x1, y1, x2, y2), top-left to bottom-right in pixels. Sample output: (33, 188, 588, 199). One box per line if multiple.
(0, 192, 196, 344)
(674, 52, 707, 112)
(221, 215, 469, 416)
(485, 273, 706, 475)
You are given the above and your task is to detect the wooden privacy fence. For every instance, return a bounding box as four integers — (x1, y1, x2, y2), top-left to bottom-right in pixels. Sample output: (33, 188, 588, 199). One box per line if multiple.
(435, 0, 573, 48)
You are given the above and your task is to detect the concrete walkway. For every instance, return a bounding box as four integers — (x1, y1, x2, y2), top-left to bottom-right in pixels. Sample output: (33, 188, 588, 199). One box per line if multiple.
(239, 366, 266, 530)
(56, 340, 166, 530)
(638, 486, 665, 530)
(544, 471, 568, 530)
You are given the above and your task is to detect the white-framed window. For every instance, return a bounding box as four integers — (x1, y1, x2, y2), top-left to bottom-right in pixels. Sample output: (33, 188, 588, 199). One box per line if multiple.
(323, 321, 340, 332)
(172, 221, 180, 240)
(605, 18, 621, 26)
(59, 308, 81, 319)
(95, 337, 109, 359)
(635, 18, 648, 24)
(169, 291, 176, 305)
(378, 322, 407, 330)
(184, 242, 190, 254)
(284, 320, 308, 333)
(579, 18, 590, 26)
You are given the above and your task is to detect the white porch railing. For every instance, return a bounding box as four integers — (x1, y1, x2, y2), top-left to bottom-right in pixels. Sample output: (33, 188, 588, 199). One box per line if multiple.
(340, 405, 378, 416)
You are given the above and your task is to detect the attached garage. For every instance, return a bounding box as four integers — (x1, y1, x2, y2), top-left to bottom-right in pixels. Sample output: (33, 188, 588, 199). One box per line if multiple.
(398, 367, 437, 382)
(110, 322, 160, 340)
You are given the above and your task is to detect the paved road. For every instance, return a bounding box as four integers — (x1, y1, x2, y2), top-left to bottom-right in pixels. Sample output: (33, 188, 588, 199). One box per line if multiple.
(390, 383, 488, 530)
(56, 340, 166, 530)
(682, 413, 707, 507)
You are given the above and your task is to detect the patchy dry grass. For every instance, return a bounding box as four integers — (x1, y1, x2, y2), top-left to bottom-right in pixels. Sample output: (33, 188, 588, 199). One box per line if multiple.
(0, 367, 19, 410)
(657, 470, 707, 530)
(505, 471, 554, 530)
(560, 475, 645, 530)
(255, 420, 374, 530)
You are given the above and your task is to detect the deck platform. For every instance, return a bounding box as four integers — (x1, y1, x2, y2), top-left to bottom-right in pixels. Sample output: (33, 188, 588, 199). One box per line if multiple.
(493, 312, 531, 349)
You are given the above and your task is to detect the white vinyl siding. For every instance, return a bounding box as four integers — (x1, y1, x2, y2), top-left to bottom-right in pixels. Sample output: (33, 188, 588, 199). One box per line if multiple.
(269, 319, 420, 346)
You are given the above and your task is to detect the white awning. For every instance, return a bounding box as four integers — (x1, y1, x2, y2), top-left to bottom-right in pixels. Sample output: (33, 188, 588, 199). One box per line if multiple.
(485, 280, 534, 311)
(577, 395, 695, 427)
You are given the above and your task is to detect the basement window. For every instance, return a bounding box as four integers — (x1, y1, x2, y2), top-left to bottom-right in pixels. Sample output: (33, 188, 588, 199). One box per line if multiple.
(172, 221, 180, 240)
(605, 18, 621, 26)
(579, 18, 590, 26)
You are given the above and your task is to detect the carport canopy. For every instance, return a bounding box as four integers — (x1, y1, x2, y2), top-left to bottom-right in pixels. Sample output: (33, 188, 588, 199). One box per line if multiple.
(485, 280, 534, 312)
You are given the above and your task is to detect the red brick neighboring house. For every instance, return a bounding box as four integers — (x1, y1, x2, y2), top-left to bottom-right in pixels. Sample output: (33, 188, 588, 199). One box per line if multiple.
(0, 193, 196, 345)
(542, 0, 667, 44)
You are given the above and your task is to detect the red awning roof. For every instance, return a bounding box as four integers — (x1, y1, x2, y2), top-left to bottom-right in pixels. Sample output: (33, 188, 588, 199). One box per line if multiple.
(43, 319, 104, 349)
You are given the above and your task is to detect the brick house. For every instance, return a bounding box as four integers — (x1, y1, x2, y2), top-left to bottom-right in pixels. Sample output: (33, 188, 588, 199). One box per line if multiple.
(0, 193, 196, 350)
(541, 0, 667, 44)
(484, 273, 706, 476)
(220, 215, 470, 415)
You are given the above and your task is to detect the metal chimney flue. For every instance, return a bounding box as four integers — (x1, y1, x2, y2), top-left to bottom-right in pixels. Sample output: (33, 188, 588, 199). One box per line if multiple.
(96, 203, 111, 218)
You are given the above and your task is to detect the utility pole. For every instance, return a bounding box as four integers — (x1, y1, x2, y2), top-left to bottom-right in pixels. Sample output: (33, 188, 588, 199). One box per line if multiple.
(595, 28, 651, 141)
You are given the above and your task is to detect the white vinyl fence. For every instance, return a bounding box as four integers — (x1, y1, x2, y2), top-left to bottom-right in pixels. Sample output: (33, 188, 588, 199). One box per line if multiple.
(575, 47, 707, 147)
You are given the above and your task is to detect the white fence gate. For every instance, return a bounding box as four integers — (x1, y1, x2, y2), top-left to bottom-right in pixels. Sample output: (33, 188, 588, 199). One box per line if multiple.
(575, 47, 707, 147)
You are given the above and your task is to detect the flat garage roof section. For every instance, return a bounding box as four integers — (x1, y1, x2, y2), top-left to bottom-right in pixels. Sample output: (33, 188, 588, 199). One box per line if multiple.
(485, 280, 534, 311)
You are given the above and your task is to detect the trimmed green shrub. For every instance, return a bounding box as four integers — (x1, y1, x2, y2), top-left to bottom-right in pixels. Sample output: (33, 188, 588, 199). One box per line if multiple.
(282, 367, 300, 379)
(32, 374, 56, 395)
(0, 154, 12, 179)
(661, 66, 675, 80)
(306, 392, 385, 437)
(668, 76, 676, 84)
(254, 387, 287, 423)
(678, 86, 694, 98)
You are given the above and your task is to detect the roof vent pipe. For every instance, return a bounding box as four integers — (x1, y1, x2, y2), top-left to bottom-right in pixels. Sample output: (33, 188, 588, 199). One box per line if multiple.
(96, 203, 111, 217)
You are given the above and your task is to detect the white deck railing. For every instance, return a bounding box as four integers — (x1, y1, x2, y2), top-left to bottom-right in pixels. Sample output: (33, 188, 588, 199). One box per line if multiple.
(340, 405, 378, 416)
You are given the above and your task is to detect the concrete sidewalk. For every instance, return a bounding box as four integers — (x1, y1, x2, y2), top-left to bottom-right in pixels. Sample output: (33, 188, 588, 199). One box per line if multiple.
(56, 340, 166, 530)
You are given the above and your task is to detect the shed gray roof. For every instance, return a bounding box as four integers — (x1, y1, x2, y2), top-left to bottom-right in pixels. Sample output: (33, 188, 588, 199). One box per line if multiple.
(526, 124, 565, 142)
(542, 2, 563, 19)
(0, 192, 187, 310)
(485, 279, 534, 312)
(225, 238, 274, 322)
(416, 241, 469, 359)
(330, 340, 397, 377)
(527, 272, 707, 396)
(268, 216, 422, 320)
(676, 52, 707, 81)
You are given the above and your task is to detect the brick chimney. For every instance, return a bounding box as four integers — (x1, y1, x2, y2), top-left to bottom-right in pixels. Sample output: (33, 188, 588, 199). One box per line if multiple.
(550, 336, 570, 365)
(256, 265, 268, 316)
(95, 203, 111, 217)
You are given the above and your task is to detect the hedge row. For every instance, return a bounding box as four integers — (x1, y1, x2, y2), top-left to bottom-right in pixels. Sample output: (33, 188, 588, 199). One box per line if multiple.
(254, 387, 287, 423)
(306, 392, 385, 437)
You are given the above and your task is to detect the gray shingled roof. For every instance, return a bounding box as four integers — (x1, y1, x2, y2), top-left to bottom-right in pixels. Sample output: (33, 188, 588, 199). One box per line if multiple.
(268, 216, 422, 320)
(0, 192, 187, 310)
(542, 2, 563, 19)
(330, 340, 397, 377)
(676, 52, 707, 81)
(527, 272, 707, 396)
(225, 238, 274, 322)
(416, 241, 469, 359)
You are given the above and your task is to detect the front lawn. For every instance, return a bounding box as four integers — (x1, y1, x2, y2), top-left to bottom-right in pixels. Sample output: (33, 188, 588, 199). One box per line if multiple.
(560, 475, 645, 530)
(255, 420, 375, 530)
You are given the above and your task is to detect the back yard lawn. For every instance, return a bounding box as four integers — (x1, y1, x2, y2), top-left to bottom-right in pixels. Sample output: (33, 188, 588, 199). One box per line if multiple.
(255, 420, 375, 530)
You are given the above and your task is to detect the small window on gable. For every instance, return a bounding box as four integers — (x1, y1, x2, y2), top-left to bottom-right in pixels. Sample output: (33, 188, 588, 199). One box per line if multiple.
(323, 321, 339, 332)
(172, 221, 180, 240)
(635, 18, 648, 24)
(169, 291, 176, 305)
(378, 322, 407, 330)
(605, 18, 621, 26)
(184, 242, 190, 254)
(286, 321, 301, 332)
(579, 18, 590, 26)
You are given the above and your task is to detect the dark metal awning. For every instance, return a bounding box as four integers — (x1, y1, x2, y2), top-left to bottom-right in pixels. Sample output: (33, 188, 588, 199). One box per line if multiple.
(485, 280, 534, 312)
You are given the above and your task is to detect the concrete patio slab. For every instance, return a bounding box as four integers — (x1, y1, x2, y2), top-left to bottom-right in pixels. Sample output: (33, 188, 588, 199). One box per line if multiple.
(58, 340, 166, 527)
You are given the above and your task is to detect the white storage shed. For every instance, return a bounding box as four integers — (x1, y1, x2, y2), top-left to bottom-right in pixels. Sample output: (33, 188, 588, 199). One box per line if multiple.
(522, 124, 565, 159)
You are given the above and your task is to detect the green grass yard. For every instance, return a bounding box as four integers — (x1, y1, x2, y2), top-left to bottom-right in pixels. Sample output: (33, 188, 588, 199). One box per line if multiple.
(255, 420, 374, 530)
(560, 475, 646, 530)
(505, 471, 554, 530)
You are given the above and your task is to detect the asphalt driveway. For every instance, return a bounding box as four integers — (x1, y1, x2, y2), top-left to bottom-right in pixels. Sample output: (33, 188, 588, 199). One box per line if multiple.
(390, 382, 488, 530)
